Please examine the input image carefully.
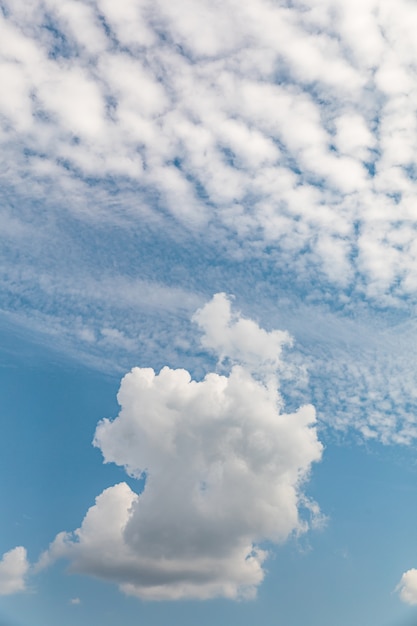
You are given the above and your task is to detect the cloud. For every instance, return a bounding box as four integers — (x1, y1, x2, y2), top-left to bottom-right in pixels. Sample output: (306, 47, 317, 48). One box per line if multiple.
(38, 295, 323, 600)
(0, 547, 29, 596)
(4, 0, 417, 306)
(396, 569, 417, 605)
(191, 294, 417, 446)
(192, 293, 292, 374)
(2, 0, 417, 447)
(297, 308, 417, 445)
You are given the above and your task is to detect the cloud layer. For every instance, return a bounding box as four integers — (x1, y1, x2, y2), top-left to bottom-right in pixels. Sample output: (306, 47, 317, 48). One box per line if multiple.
(39, 294, 323, 600)
(2, 0, 417, 303)
(3, 0, 417, 447)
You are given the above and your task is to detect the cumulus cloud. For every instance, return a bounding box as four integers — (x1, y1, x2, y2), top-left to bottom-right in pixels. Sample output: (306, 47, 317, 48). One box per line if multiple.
(0, 547, 29, 596)
(192, 293, 292, 374)
(38, 295, 323, 600)
(396, 569, 417, 605)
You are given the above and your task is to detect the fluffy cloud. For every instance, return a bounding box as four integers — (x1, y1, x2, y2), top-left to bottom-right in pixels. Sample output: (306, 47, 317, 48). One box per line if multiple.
(0, 547, 29, 596)
(396, 569, 417, 605)
(192, 293, 292, 373)
(3, 0, 417, 303)
(39, 295, 323, 600)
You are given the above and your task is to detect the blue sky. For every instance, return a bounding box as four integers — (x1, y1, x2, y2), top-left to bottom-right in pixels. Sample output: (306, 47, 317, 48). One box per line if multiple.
(2, 0, 417, 623)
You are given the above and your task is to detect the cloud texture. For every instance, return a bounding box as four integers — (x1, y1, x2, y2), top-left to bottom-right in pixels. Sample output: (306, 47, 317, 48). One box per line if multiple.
(3, 0, 417, 613)
(2, 0, 417, 302)
(3, 0, 417, 446)
(40, 294, 323, 600)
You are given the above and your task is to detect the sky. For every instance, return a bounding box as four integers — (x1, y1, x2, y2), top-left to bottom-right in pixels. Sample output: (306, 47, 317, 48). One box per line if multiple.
(1, 0, 417, 623)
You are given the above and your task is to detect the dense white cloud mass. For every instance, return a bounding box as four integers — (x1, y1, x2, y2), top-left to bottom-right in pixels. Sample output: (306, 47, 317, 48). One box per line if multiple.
(39, 295, 323, 600)
(2, 0, 417, 300)
(193, 293, 292, 373)
(396, 569, 417, 605)
(0, 547, 29, 595)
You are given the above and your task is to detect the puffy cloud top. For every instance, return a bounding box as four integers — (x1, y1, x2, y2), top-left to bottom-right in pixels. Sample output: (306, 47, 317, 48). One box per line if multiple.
(193, 292, 292, 374)
(397, 568, 417, 605)
(0, 547, 29, 596)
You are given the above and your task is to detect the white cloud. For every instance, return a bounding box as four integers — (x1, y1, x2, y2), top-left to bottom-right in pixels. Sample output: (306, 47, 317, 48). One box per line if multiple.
(47, 0, 108, 56)
(4, 0, 417, 302)
(192, 293, 292, 374)
(38, 295, 323, 600)
(0, 547, 29, 596)
(396, 568, 417, 605)
(37, 66, 106, 140)
(334, 113, 375, 161)
(3, 0, 417, 446)
(96, 0, 156, 50)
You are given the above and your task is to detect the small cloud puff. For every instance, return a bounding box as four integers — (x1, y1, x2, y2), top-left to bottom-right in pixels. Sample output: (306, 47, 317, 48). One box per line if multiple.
(396, 568, 417, 605)
(0, 546, 29, 596)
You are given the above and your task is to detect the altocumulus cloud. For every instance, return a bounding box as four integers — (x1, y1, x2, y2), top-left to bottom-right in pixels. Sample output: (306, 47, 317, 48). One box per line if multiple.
(3, 0, 417, 448)
(38, 295, 323, 600)
(4, 0, 417, 308)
